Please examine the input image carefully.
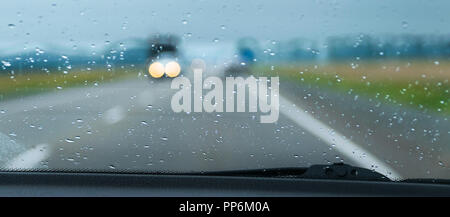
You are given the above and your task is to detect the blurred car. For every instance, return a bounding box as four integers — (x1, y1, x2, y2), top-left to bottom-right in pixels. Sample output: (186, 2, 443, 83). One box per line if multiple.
(146, 34, 185, 79)
(224, 37, 259, 77)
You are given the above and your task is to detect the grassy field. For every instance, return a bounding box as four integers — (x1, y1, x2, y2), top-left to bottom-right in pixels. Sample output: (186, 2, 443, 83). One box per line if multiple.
(251, 60, 450, 114)
(0, 68, 136, 101)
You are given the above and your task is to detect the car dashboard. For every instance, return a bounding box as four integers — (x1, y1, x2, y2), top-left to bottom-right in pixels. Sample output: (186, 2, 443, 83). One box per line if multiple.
(1, 171, 449, 196)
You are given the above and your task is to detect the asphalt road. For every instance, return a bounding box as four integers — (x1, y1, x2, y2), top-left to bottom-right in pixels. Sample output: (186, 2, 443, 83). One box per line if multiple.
(0, 67, 448, 180)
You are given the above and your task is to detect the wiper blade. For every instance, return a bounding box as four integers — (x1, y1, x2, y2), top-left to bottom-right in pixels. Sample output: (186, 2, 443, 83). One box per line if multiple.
(299, 163, 390, 181)
(196, 163, 390, 182)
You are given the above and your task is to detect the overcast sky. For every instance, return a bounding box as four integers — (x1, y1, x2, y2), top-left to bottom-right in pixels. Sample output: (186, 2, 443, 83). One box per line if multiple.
(1, 0, 450, 51)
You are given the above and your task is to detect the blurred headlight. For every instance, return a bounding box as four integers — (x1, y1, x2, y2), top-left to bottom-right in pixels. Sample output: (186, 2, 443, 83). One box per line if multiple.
(165, 61, 181, 77)
(148, 62, 165, 78)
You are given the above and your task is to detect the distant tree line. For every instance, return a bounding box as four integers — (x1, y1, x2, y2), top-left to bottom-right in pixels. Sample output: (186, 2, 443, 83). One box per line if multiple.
(236, 37, 319, 64)
(0, 38, 149, 74)
(236, 34, 450, 63)
(327, 34, 450, 60)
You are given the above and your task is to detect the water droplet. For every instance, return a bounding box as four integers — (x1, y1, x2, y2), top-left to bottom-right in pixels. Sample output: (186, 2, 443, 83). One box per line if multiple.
(184, 32, 192, 38)
(401, 21, 408, 29)
(7, 24, 16, 28)
(1, 61, 11, 67)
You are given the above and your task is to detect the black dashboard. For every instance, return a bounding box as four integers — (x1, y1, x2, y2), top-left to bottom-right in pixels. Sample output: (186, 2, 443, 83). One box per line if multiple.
(1, 171, 450, 196)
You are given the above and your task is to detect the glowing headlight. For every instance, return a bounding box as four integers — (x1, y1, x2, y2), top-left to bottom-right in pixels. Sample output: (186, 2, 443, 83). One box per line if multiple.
(148, 62, 165, 78)
(165, 61, 181, 77)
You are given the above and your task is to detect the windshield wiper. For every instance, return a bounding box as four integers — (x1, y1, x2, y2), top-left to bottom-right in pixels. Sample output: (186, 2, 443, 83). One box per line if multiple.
(194, 163, 390, 182)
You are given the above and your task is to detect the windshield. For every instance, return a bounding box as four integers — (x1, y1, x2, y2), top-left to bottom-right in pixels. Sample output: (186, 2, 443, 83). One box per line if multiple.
(0, 0, 449, 181)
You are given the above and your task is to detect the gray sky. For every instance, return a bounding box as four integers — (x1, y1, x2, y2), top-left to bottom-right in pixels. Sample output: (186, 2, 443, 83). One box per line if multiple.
(1, 0, 450, 51)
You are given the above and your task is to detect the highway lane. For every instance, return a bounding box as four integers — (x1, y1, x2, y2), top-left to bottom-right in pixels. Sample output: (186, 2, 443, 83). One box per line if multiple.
(41, 76, 359, 172)
(0, 67, 448, 179)
(280, 80, 450, 179)
(0, 69, 356, 172)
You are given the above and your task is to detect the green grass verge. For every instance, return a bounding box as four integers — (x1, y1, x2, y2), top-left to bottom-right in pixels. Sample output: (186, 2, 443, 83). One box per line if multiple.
(250, 62, 449, 114)
(0, 68, 136, 101)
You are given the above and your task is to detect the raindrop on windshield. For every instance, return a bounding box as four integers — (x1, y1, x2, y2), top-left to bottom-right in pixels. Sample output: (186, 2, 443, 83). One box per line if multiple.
(401, 21, 408, 29)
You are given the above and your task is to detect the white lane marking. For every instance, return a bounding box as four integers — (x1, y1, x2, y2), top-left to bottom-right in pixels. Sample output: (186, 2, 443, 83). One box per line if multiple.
(277, 96, 403, 180)
(248, 84, 402, 180)
(4, 144, 50, 169)
(103, 105, 125, 124)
